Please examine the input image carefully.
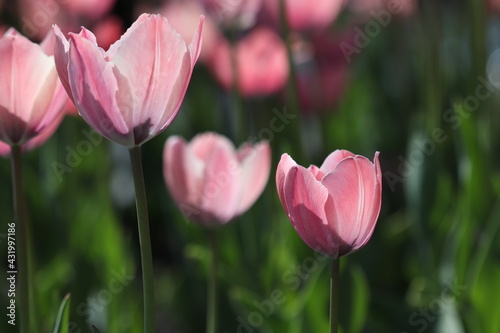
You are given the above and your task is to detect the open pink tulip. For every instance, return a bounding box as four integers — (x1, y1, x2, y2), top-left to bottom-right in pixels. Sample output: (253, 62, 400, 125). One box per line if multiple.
(53, 13, 203, 147)
(0, 28, 68, 147)
(164, 132, 271, 226)
(276, 150, 382, 258)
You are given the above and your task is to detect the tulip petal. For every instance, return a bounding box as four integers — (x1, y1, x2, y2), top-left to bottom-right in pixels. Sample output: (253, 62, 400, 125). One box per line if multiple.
(276, 153, 297, 211)
(188, 16, 204, 67)
(163, 135, 204, 219)
(319, 149, 355, 175)
(110, 14, 192, 143)
(53, 25, 72, 101)
(284, 165, 336, 254)
(67, 34, 130, 144)
(321, 154, 380, 251)
(235, 141, 271, 215)
(197, 136, 240, 224)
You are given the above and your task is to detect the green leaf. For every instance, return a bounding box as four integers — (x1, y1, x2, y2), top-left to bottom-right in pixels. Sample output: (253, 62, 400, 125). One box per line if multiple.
(52, 293, 70, 333)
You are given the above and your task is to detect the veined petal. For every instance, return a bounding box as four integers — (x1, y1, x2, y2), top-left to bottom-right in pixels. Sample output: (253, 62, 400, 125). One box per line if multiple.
(283, 165, 334, 254)
(67, 34, 130, 145)
(188, 16, 204, 68)
(319, 149, 355, 175)
(276, 153, 297, 211)
(106, 13, 151, 58)
(321, 154, 380, 251)
(53, 25, 72, 101)
(110, 14, 190, 142)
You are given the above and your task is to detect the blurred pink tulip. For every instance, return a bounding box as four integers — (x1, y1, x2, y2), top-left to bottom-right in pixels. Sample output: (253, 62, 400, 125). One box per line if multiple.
(0, 28, 68, 147)
(164, 133, 271, 226)
(53, 13, 203, 147)
(276, 150, 382, 257)
(197, 0, 263, 29)
(265, 0, 344, 31)
(210, 27, 289, 96)
(18, 0, 116, 40)
(161, 0, 221, 63)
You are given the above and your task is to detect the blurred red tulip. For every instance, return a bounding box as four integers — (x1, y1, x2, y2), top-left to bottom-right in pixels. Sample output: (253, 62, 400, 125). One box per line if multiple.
(93, 15, 124, 51)
(0, 29, 68, 148)
(63, 0, 116, 20)
(161, 0, 221, 63)
(293, 32, 351, 113)
(53, 14, 203, 147)
(164, 133, 271, 226)
(264, 0, 344, 31)
(210, 27, 289, 96)
(276, 150, 382, 257)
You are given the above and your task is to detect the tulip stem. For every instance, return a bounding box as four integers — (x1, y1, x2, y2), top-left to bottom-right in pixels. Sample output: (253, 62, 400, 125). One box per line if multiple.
(330, 258, 340, 333)
(206, 228, 218, 333)
(11, 145, 35, 333)
(128, 146, 155, 333)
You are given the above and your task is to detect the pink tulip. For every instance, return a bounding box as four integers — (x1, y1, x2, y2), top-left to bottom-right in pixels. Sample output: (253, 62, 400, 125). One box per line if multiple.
(276, 150, 382, 258)
(164, 133, 271, 226)
(265, 0, 344, 31)
(0, 28, 68, 147)
(53, 13, 203, 147)
(209, 27, 289, 96)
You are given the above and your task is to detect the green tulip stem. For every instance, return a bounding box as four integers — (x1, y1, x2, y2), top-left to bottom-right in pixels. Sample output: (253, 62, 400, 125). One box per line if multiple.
(128, 146, 155, 333)
(330, 257, 340, 333)
(206, 228, 218, 333)
(11, 145, 35, 333)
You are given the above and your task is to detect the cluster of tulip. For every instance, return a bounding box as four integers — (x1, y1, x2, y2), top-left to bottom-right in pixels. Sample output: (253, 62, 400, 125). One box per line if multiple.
(0, 2, 384, 333)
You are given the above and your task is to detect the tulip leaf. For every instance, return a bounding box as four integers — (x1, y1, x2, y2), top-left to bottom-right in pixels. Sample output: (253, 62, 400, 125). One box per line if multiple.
(52, 293, 70, 333)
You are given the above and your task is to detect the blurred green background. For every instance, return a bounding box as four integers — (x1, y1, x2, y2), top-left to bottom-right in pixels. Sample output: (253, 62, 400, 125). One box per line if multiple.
(2, 0, 500, 332)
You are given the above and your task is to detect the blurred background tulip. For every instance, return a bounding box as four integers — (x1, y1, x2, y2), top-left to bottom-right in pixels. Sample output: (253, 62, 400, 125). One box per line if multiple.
(163, 132, 271, 226)
(209, 27, 289, 97)
(0, 28, 68, 147)
(264, 0, 345, 31)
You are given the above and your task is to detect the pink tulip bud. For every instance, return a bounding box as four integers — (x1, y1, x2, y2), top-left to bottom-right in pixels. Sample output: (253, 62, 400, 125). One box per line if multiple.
(276, 150, 382, 258)
(53, 13, 204, 147)
(0, 28, 68, 148)
(163, 132, 271, 227)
